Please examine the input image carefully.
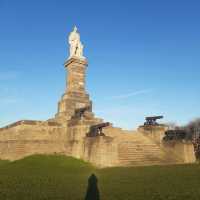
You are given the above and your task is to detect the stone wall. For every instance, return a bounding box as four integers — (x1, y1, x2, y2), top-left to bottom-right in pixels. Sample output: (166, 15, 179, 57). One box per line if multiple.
(83, 136, 118, 167)
(138, 125, 196, 164)
(0, 121, 68, 160)
(65, 118, 119, 167)
(162, 140, 196, 163)
(0, 117, 121, 168)
(138, 125, 167, 144)
(0, 120, 197, 167)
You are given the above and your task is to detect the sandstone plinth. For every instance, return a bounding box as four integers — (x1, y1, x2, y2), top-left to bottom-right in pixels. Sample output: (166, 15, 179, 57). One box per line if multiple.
(55, 57, 92, 122)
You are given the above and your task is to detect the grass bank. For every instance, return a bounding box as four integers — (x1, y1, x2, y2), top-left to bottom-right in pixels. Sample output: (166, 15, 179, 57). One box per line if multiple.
(0, 155, 199, 200)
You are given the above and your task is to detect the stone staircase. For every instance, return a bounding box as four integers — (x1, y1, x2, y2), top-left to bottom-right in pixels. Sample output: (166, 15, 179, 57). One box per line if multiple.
(117, 133, 182, 166)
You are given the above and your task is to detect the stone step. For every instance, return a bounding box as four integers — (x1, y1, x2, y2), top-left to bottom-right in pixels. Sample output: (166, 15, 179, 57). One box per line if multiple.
(119, 160, 165, 164)
(118, 154, 163, 157)
(119, 153, 162, 156)
(118, 162, 172, 166)
(119, 144, 161, 146)
(118, 149, 163, 153)
(118, 147, 161, 151)
(119, 151, 161, 154)
(119, 159, 164, 163)
(119, 149, 161, 152)
(117, 137, 181, 166)
(118, 157, 176, 162)
(119, 158, 179, 164)
(118, 148, 162, 152)
(103, 129, 181, 166)
(118, 154, 163, 158)
(119, 156, 162, 159)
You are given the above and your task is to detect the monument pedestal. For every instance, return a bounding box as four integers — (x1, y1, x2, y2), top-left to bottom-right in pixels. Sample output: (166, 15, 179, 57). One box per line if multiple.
(55, 57, 92, 122)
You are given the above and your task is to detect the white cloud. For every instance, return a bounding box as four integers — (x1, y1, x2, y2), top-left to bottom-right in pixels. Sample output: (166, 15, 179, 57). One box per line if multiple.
(107, 89, 153, 100)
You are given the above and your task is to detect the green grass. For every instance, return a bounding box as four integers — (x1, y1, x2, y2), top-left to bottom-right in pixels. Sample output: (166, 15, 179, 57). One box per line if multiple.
(0, 155, 200, 200)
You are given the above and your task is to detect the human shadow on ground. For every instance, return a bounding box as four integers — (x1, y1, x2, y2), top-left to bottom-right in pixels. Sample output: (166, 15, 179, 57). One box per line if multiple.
(84, 174, 100, 200)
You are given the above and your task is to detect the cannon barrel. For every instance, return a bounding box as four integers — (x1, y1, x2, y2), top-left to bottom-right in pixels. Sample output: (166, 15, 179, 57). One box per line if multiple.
(145, 116, 163, 121)
(91, 122, 110, 129)
(163, 129, 187, 141)
(87, 122, 110, 137)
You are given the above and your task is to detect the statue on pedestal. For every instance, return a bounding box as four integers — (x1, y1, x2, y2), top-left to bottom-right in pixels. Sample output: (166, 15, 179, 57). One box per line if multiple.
(68, 26, 85, 59)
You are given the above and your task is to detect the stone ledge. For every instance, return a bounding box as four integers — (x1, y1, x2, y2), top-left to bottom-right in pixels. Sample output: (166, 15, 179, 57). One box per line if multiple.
(0, 120, 61, 131)
(138, 125, 166, 132)
(64, 56, 88, 67)
(0, 140, 65, 144)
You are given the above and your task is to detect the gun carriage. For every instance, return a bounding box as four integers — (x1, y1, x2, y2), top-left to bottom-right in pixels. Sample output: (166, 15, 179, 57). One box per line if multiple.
(163, 129, 187, 141)
(87, 122, 110, 137)
(144, 116, 163, 126)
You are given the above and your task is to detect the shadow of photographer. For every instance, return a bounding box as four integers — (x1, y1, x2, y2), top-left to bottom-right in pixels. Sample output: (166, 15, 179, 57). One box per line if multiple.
(84, 174, 100, 200)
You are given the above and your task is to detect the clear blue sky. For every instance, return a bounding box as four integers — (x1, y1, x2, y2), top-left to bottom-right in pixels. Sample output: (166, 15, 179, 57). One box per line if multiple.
(0, 0, 200, 129)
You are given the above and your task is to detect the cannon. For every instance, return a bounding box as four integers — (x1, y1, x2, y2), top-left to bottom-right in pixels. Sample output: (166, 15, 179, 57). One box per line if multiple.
(72, 106, 91, 119)
(144, 116, 163, 126)
(87, 122, 110, 137)
(163, 129, 187, 141)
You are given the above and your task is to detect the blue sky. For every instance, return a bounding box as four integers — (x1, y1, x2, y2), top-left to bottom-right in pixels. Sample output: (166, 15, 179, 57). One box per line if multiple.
(0, 0, 200, 129)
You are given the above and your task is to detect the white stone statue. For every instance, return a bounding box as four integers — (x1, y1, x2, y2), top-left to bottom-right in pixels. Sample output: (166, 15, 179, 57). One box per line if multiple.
(68, 26, 85, 59)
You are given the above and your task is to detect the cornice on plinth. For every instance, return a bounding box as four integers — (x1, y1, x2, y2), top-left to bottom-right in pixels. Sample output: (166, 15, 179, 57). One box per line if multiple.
(64, 56, 88, 68)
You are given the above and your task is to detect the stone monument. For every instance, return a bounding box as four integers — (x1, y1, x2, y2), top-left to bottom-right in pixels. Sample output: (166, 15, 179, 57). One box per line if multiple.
(55, 26, 92, 122)
(0, 26, 196, 167)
